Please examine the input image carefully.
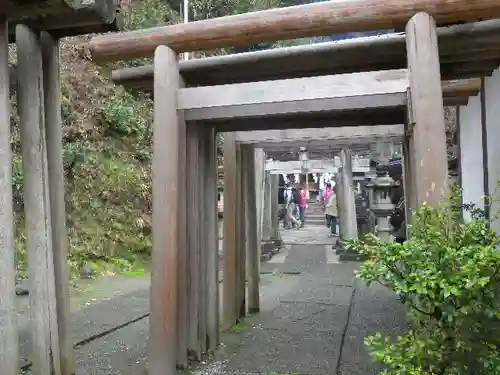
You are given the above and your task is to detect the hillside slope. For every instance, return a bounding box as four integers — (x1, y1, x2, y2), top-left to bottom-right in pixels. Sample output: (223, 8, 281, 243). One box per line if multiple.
(12, 0, 268, 279)
(13, 2, 165, 278)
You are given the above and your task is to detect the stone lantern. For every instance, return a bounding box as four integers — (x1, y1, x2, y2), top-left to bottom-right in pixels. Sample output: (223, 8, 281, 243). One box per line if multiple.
(366, 175, 397, 240)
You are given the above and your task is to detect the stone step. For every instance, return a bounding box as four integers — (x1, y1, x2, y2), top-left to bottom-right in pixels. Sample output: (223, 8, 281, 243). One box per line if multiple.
(305, 219, 326, 225)
(307, 206, 324, 211)
(306, 216, 325, 221)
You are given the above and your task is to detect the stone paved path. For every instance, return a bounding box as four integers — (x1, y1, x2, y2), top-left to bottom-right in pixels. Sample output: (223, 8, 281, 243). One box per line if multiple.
(196, 244, 407, 375)
(267, 244, 340, 265)
(21, 228, 406, 375)
(279, 224, 338, 245)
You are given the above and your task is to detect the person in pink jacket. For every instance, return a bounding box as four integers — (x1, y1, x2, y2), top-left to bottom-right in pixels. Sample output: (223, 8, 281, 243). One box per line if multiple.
(321, 183, 332, 202)
(298, 185, 308, 227)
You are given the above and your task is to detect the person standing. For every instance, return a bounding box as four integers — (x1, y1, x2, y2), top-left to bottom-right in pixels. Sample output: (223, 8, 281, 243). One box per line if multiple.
(321, 182, 332, 202)
(284, 184, 301, 229)
(291, 184, 302, 228)
(317, 175, 324, 203)
(298, 185, 308, 227)
(324, 188, 338, 236)
(389, 167, 406, 244)
(283, 184, 292, 229)
(391, 195, 406, 244)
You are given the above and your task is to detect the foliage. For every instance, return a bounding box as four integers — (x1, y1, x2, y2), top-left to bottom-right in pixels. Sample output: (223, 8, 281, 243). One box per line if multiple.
(346, 189, 500, 375)
(217, 133, 224, 165)
(12, 1, 158, 278)
(12, 0, 300, 279)
(102, 88, 152, 138)
(125, 0, 171, 30)
(225, 318, 251, 333)
(123, 0, 173, 67)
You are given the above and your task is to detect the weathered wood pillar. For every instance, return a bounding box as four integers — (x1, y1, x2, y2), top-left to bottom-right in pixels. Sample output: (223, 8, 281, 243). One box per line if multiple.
(150, 45, 180, 375)
(402, 122, 416, 231)
(406, 12, 449, 205)
(176, 78, 188, 369)
(186, 121, 201, 360)
(205, 127, 220, 350)
(198, 125, 207, 354)
(235, 143, 246, 319)
(0, 21, 18, 375)
(261, 171, 272, 244)
(336, 169, 346, 238)
(40, 31, 74, 375)
(339, 148, 358, 240)
(242, 144, 260, 314)
(254, 148, 266, 247)
(269, 174, 280, 244)
(223, 132, 238, 329)
(16, 24, 61, 375)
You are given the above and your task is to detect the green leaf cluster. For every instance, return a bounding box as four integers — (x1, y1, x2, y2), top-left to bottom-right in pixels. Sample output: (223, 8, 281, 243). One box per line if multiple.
(346, 189, 500, 375)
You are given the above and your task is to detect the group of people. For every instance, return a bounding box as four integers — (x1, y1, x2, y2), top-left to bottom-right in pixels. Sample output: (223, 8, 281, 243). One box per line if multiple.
(319, 182, 338, 237)
(283, 183, 307, 229)
(281, 181, 339, 236)
(281, 169, 405, 241)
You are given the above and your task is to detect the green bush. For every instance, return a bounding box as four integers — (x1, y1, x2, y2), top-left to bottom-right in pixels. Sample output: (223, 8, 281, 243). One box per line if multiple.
(102, 89, 151, 137)
(347, 190, 500, 375)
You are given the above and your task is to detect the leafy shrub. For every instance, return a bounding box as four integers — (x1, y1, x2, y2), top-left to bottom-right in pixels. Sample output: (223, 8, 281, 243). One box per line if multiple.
(102, 88, 152, 138)
(347, 190, 500, 375)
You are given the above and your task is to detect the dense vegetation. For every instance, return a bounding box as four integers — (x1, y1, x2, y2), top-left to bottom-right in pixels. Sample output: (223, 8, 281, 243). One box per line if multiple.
(347, 191, 500, 375)
(12, 0, 302, 279)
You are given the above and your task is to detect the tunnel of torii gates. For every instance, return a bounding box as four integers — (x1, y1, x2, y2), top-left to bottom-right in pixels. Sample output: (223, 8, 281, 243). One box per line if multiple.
(2, 0, 500, 374)
(215, 125, 405, 248)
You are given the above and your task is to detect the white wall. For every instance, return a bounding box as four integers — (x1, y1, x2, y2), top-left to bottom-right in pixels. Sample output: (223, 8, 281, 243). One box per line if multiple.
(485, 68, 500, 231)
(459, 94, 484, 221)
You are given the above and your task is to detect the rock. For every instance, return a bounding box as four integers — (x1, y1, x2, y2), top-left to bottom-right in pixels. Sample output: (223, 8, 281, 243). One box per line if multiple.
(260, 253, 271, 262)
(15, 286, 29, 296)
(80, 264, 96, 279)
(15, 279, 29, 296)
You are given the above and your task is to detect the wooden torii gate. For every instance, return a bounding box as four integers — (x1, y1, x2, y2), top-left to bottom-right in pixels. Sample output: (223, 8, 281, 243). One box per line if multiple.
(0, 2, 121, 375)
(85, 1, 500, 374)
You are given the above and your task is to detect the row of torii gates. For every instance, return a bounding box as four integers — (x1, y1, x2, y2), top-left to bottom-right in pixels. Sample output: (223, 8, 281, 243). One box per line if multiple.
(2, 0, 500, 375)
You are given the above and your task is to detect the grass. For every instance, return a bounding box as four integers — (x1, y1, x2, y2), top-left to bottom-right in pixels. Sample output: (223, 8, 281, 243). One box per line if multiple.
(225, 318, 252, 333)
